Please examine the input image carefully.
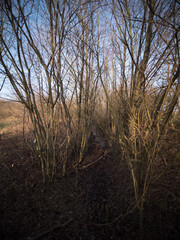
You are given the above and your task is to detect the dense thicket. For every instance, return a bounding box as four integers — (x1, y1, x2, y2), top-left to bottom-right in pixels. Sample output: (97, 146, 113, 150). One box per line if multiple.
(0, 0, 179, 237)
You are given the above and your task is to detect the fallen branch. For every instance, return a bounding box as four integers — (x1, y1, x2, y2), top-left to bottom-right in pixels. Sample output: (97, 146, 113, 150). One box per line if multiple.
(30, 218, 73, 240)
(79, 149, 110, 169)
(87, 204, 137, 227)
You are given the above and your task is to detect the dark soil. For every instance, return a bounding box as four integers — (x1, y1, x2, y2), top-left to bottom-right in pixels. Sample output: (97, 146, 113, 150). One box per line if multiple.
(0, 134, 179, 240)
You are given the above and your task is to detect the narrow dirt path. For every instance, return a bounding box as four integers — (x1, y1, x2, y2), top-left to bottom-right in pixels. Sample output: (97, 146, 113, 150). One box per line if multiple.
(75, 135, 137, 239)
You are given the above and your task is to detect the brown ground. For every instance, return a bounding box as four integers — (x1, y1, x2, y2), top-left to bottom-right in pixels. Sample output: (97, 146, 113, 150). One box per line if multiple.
(0, 134, 179, 240)
(0, 101, 179, 240)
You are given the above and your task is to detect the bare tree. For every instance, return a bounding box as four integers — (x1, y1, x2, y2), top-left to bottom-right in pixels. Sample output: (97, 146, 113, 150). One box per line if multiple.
(67, 0, 101, 163)
(99, 0, 180, 236)
(0, 0, 84, 181)
(0, 0, 103, 179)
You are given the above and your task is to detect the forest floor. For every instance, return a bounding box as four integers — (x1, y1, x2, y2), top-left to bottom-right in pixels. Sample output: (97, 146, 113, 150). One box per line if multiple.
(0, 101, 179, 240)
(0, 132, 179, 240)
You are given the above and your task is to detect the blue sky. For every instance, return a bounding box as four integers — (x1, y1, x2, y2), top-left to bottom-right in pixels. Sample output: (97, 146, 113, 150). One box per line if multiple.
(0, 78, 15, 100)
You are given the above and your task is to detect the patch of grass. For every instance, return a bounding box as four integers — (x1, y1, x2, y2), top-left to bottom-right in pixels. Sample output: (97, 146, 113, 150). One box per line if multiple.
(0, 122, 8, 129)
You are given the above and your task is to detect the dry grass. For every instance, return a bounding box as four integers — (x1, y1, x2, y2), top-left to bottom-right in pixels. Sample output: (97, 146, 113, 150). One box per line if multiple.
(0, 100, 26, 135)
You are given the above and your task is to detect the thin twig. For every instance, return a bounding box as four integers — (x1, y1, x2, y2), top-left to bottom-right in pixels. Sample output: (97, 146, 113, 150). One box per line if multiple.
(78, 149, 110, 169)
(87, 204, 137, 227)
(30, 218, 73, 240)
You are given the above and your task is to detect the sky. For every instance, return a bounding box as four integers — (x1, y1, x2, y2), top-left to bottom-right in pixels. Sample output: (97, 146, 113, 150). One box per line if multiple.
(0, 79, 14, 100)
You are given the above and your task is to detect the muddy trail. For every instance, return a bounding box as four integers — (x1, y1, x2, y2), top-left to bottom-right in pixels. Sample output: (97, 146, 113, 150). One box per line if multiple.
(0, 134, 179, 239)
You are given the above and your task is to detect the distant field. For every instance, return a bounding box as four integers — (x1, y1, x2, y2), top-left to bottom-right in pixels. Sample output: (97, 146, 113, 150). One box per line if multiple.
(0, 100, 27, 135)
